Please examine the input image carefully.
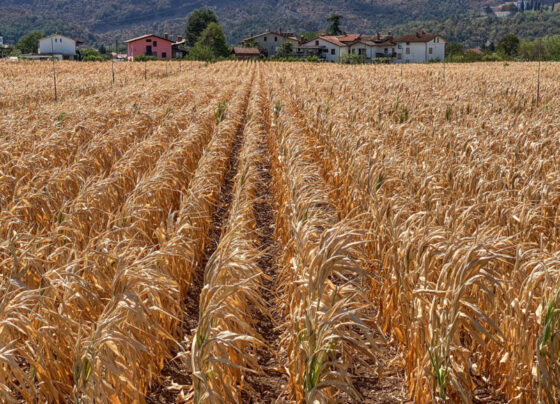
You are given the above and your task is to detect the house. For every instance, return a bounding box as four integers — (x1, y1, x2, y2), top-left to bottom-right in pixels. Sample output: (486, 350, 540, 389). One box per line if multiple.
(241, 30, 299, 57)
(349, 33, 397, 59)
(394, 32, 446, 63)
(125, 34, 173, 60)
(233, 47, 260, 60)
(38, 34, 83, 60)
(172, 36, 188, 59)
(299, 34, 360, 62)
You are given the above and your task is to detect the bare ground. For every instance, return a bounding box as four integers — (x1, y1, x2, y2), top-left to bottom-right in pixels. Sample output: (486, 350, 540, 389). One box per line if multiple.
(240, 125, 289, 403)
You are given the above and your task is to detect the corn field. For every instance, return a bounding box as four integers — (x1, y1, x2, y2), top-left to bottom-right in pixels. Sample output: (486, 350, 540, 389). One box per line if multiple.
(0, 60, 559, 403)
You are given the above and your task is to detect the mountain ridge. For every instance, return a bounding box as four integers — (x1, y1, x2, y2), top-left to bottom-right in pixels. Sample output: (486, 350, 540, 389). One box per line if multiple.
(0, 0, 499, 44)
(2, 0, 556, 46)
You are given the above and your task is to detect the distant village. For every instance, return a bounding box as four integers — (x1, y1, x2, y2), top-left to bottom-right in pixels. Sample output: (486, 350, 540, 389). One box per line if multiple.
(1, 29, 446, 64)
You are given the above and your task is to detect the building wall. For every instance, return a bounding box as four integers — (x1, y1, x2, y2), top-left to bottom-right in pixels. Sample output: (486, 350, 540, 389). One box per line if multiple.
(349, 43, 396, 59)
(127, 37, 172, 60)
(396, 37, 445, 63)
(302, 38, 347, 62)
(349, 43, 367, 58)
(39, 36, 76, 56)
(248, 34, 298, 56)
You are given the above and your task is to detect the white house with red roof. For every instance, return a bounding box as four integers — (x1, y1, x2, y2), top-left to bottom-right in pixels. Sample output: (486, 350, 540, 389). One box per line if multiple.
(394, 31, 446, 63)
(349, 33, 397, 59)
(299, 34, 360, 62)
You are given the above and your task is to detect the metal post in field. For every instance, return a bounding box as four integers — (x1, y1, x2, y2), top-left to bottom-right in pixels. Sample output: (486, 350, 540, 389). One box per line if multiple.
(443, 55, 446, 83)
(144, 60, 147, 80)
(112, 39, 116, 85)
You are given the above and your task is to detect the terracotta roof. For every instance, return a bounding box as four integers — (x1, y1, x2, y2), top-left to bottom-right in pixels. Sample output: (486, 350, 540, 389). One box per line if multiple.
(395, 33, 443, 43)
(466, 48, 483, 55)
(338, 34, 361, 42)
(356, 39, 395, 47)
(125, 34, 173, 43)
(318, 36, 347, 47)
(233, 47, 260, 55)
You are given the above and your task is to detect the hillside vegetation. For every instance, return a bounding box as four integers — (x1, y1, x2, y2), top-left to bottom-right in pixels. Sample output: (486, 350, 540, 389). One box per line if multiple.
(393, 10, 560, 47)
(0, 0, 499, 44)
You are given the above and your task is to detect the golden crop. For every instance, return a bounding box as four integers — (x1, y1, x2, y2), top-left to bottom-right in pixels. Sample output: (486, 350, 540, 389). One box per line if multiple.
(0, 59, 559, 403)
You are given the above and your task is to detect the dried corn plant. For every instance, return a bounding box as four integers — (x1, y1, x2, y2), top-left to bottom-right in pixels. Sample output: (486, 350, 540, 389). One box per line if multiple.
(268, 69, 383, 403)
(190, 70, 268, 403)
(264, 61, 560, 402)
(2, 60, 560, 403)
(73, 71, 254, 403)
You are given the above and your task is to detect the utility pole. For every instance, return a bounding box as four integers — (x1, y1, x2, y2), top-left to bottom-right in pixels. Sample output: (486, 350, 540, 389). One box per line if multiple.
(51, 37, 58, 102)
(443, 51, 446, 83)
(112, 39, 116, 85)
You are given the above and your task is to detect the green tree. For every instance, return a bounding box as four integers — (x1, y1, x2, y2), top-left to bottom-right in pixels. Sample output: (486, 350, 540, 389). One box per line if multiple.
(326, 15, 343, 36)
(446, 42, 464, 57)
(244, 39, 258, 48)
(276, 41, 294, 57)
(189, 45, 215, 61)
(501, 4, 518, 12)
(195, 22, 230, 58)
(497, 33, 520, 57)
(99, 44, 107, 54)
(544, 35, 560, 60)
(185, 8, 219, 47)
(302, 31, 319, 42)
(17, 31, 44, 54)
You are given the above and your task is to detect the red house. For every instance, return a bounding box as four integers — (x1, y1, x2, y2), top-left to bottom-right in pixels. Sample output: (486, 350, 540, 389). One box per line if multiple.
(125, 34, 173, 60)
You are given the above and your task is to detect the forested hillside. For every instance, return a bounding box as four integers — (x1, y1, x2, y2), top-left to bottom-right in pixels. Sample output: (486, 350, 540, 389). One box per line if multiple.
(0, 0, 558, 46)
(1, 0, 497, 44)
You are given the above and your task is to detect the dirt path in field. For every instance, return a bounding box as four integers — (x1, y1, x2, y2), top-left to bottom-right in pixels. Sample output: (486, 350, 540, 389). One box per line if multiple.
(240, 121, 289, 403)
(146, 86, 249, 404)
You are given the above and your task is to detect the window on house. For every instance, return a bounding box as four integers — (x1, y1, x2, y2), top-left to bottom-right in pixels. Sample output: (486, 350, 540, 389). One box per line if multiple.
(315, 40, 319, 46)
(406, 48, 410, 54)
(147, 39, 152, 42)
(406, 42, 410, 45)
(384, 48, 388, 53)
(162, 52, 167, 58)
(153, 41, 157, 47)
(275, 36, 278, 42)
(397, 54, 402, 59)
(429, 47, 433, 54)
(264, 36, 267, 41)
(331, 48, 335, 55)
